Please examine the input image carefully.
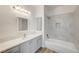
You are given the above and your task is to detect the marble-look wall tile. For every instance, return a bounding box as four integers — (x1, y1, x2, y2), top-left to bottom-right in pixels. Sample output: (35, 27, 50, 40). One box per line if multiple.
(46, 13, 75, 43)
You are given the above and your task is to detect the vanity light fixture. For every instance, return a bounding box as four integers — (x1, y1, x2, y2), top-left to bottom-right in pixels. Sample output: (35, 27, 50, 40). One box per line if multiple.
(12, 6, 31, 15)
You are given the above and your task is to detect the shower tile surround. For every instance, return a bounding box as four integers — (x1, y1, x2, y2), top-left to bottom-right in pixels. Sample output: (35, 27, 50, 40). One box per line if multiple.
(44, 6, 78, 43)
(44, 6, 79, 52)
(46, 13, 75, 43)
(72, 7, 79, 51)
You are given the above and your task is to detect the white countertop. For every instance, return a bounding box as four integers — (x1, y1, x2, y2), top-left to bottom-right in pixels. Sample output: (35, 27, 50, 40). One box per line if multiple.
(0, 31, 42, 52)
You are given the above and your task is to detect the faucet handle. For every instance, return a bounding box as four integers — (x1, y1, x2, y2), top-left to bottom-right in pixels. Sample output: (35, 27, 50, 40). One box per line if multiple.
(46, 34, 49, 38)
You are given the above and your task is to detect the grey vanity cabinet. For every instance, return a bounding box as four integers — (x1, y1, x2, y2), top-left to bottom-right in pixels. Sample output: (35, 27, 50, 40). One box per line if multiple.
(20, 35, 42, 53)
(33, 36, 42, 52)
(20, 40, 34, 53)
(3, 35, 42, 53)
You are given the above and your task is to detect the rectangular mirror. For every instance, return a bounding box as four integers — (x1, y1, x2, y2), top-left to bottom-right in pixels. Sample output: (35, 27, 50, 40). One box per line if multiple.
(35, 17, 42, 31)
(17, 17, 28, 31)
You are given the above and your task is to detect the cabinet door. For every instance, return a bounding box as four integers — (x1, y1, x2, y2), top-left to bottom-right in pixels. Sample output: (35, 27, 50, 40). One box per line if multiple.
(32, 36, 42, 52)
(20, 40, 34, 53)
(20, 41, 30, 53)
(37, 37, 42, 49)
(20, 35, 42, 53)
(4, 46, 20, 53)
(35, 37, 42, 50)
(27, 40, 34, 53)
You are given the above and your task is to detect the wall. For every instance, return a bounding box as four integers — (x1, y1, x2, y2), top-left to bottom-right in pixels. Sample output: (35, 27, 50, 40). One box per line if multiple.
(24, 5, 44, 32)
(0, 5, 44, 41)
(0, 6, 17, 39)
(73, 7, 79, 51)
(48, 13, 75, 42)
(0, 5, 33, 39)
(0, 5, 34, 39)
(23, 5, 36, 32)
(33, 5, 44, 31)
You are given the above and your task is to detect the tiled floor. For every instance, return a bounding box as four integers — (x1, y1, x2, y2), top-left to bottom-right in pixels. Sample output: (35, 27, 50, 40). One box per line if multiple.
(36, 48, 56, 53)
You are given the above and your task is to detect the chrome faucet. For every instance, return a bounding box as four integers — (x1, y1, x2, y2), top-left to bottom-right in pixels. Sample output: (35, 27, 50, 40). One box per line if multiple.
(24, 33, 26, 38)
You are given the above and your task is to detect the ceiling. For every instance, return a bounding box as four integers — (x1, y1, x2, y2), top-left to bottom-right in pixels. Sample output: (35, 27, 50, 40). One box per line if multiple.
(45, 5, 78, 15)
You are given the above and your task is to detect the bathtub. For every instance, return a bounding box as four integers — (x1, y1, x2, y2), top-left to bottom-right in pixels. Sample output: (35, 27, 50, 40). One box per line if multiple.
(45, 39, 78, 53)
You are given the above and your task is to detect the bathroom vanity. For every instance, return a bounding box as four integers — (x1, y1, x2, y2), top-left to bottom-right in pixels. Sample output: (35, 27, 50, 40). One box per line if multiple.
(0, 6, 43, 53)
(0, 32, 42, 53)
